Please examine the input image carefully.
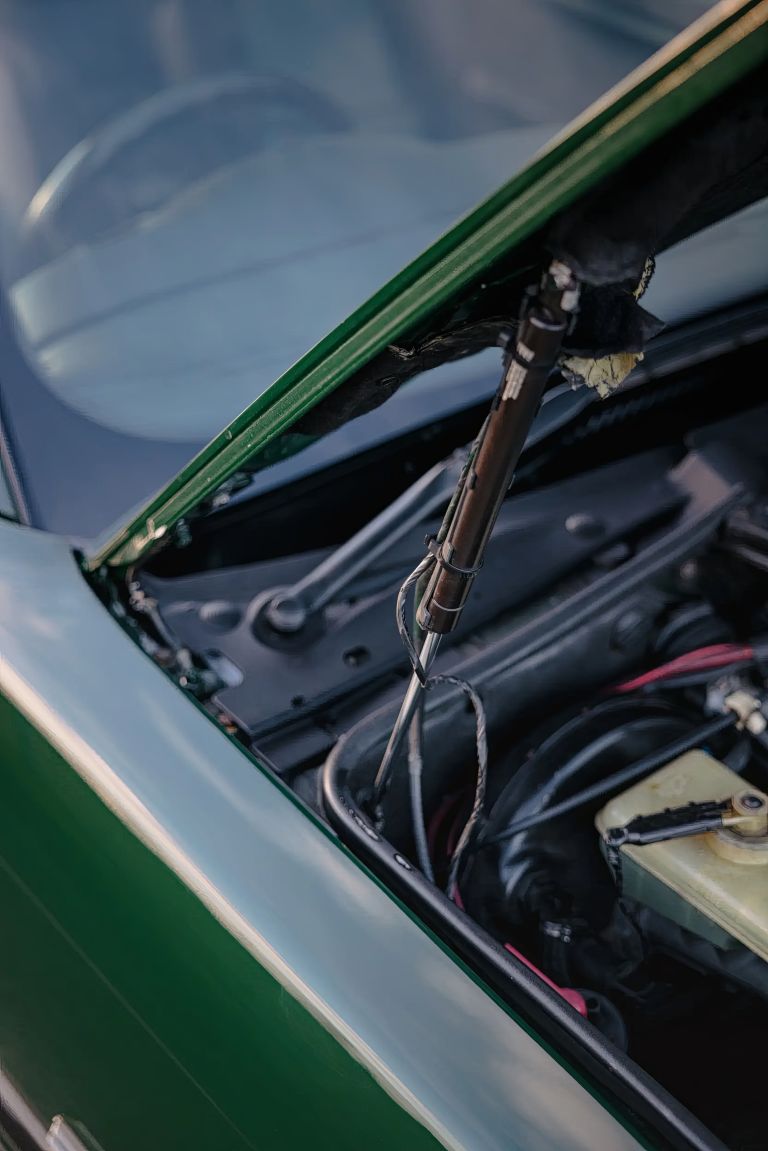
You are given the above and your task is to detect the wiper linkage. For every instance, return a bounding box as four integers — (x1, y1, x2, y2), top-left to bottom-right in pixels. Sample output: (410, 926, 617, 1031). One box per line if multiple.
(257, 450, 467, 638)
(373, 260, 581, 804)
(257, 350, 594, 643)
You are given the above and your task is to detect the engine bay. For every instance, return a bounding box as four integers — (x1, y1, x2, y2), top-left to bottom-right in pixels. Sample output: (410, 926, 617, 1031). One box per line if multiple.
(318, 415, 768, 1151)
(129, 325, 768, 1151)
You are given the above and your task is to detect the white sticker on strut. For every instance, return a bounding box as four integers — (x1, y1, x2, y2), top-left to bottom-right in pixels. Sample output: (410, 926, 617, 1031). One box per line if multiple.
(502, 343, 535, 400)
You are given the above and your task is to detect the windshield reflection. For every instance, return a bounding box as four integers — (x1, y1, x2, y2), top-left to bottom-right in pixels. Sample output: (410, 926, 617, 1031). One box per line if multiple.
(0, 0, 711, 537)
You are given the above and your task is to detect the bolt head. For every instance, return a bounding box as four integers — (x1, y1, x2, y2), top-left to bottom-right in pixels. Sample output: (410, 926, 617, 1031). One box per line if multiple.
(264, 593, 307, 634)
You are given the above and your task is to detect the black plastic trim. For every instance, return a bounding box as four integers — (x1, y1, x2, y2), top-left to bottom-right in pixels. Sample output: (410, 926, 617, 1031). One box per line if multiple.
(323, 736, 725, 1151)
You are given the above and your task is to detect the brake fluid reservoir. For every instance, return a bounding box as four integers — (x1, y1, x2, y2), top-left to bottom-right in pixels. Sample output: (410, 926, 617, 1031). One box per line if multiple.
(595, 751, 768, 960)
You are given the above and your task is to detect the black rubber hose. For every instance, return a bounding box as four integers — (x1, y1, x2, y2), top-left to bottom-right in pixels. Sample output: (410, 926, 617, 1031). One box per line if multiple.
(477, 712, 736, 850)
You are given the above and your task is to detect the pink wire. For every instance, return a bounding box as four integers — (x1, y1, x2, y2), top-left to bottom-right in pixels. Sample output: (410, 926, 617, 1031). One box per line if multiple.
(503, 944, 588, 1017)
(451, 885, 588, 1016)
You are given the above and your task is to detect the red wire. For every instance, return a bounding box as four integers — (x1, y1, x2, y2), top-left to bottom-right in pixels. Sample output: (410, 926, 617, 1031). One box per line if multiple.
(612, 643, 753, 693)
(432, 640, 757, 1022)
(427, 791, 465, 860)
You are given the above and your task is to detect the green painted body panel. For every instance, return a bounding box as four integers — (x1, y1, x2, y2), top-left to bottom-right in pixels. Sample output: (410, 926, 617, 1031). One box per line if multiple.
(0, 696, 439, 1151)
(0, 519, 644, 1149)
(4, 4, 767, 1146)
(87, 0, 768, 572)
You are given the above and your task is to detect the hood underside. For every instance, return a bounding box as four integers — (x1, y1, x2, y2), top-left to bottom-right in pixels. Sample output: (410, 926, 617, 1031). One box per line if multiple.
(296, 65, 767, 440)
(88, 0, 768, 572)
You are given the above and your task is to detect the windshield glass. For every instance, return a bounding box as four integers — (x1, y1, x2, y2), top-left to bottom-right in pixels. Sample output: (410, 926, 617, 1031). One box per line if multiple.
(0, 0, 714, 538)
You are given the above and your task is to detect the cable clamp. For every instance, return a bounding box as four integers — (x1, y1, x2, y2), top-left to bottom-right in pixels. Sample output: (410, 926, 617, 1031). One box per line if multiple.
(723, 689, 767, 734)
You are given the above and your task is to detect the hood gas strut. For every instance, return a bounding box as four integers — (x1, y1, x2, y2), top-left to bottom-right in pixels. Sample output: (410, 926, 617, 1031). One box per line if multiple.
(373, 260, 581, 807)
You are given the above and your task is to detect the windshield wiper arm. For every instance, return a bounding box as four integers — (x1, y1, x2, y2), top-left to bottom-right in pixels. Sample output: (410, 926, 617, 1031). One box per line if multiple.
(257, 450, 466, 637)
(254, 381, 596, 640)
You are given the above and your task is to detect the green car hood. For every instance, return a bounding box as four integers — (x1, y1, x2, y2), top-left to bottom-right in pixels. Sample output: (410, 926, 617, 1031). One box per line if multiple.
(88, 0, 768, 573)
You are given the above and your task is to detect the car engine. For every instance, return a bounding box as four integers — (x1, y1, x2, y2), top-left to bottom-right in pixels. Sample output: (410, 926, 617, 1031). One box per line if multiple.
(136, 327, 768, 1149)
